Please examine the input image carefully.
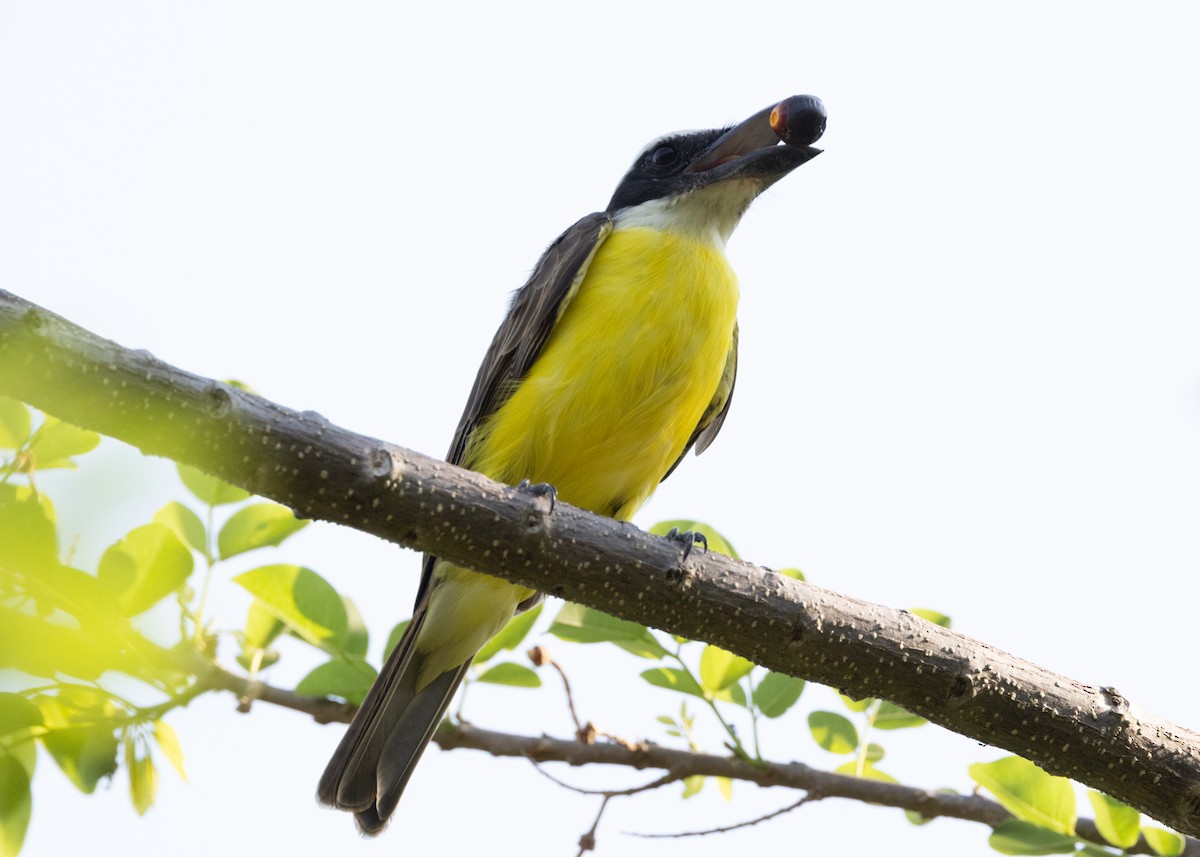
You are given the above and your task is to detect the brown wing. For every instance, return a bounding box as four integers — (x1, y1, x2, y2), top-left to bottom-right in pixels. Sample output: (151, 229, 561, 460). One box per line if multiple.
(412, 211, 613, 607)
(444, 211, 613, 467)
(661, 322, 738, 482)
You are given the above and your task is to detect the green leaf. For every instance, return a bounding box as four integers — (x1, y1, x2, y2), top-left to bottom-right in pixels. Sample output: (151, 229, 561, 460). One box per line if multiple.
(698, 645, 754, 692)
(40, 718, 119, 794)
(26, 416, 99, 469)
(1086, 791, 1140, 849)
(1143, 827, 1185, 856)
(217, 503, 307, 559)
(295, 658, 378, 706)
(152, 502, 207, 554)
(0, 753, 32, 857)
(776, 567, 806, 581)
(864, 742, 885, 762)
(242, 601, 286, 652)
(969, 757, 1077, 835)
(233, 565, 347, 650)
(0, 484, 59, 579)
(152, 721, 186, 781)
(176, 463, 250, 506)
(548, 603, 666, 659)
(752, 672, 806, 718)
(681, 775, 705, 798)
(222, 378, 258, 394)
(340, 597, 369, 658)
(125, 734, 157, 816)
(97, 524, 194, 616)
(987, 818, 1077, 855)
(3, 734, 36, 784)
(873, 700, 926, 730)
(0, 607, 112, 680)
(0, 695, 43, 739)
(383, 620, 410, 661)
(904, 809, 934, 826)
(23, 562, 108, 623)
(808, 711, 858, 754)
(0, 701, 39, 850)
(641, 667, 705, 699)
(833, 760, 898, 783)
(0, 397, 31, 448)
(910, 607, 952, 628)
(644, 669, 745, 706)
(840, 693, 874, 712)
(716, 776, 733, 801)
(476, 603, 543, 664)
(649, 520, 738, 558)
(235, 648, 279, 673)
(716, 683, 746, 706)
(476, 662, 541, 688)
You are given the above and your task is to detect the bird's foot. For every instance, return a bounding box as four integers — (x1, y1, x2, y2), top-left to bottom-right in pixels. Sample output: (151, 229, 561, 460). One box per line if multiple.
(664, 527, 708, 562)
(516, 479, 557, 514)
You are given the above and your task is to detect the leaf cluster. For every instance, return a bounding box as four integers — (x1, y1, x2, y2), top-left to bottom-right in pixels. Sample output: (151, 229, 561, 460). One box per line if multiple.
(969, 757, 1182, 856)
(0, 395, 310, 853)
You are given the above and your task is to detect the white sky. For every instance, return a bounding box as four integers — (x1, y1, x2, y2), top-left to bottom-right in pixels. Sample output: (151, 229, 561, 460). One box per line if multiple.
(2, 2, 1198, 855)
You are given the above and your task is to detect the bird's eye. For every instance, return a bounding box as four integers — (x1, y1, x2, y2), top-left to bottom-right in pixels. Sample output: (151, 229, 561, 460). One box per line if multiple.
(649, 145, 678, 167)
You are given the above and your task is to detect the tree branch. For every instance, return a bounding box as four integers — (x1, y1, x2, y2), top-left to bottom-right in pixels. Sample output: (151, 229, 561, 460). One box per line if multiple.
(196, 662, 1196, 855)
(3, 288, 1198, 836)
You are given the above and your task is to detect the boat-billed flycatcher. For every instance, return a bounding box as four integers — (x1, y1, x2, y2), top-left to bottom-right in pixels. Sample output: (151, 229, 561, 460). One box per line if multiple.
(318, 95, 826, 834)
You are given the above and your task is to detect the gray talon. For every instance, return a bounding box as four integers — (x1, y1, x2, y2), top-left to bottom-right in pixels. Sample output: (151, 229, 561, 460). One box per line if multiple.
(665, 527, 708, 562)
(516, 479, 557, 513)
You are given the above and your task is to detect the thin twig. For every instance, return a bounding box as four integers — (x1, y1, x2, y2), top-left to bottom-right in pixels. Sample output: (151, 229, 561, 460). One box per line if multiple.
(528, 645, 583, 734)
(529, 762, 679, 798)
(575, 796, 608, 856)
(626, 793, 818, 839)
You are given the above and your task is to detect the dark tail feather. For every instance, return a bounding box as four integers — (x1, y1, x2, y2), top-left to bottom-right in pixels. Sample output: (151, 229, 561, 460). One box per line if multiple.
(317, 616, 470, 835)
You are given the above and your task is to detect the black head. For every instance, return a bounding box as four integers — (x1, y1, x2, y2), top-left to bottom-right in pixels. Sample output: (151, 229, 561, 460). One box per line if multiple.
(605, 97, 824, 215)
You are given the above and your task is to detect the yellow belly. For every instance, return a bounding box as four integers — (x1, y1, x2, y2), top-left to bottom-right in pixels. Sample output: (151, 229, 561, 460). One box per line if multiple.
(468, 226, 739, 517)
(415, 226, 739, 683)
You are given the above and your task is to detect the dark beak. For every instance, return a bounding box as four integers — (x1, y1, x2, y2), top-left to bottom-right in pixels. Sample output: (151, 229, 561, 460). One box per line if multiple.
(685, 96, 824, 189)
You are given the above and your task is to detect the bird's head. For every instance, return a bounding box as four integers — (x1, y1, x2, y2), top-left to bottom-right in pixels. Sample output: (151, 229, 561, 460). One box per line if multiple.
(606, 95, 825, 244)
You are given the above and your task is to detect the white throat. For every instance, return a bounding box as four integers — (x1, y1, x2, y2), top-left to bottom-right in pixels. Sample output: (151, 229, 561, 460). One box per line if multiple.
(612, 178, 763, 246)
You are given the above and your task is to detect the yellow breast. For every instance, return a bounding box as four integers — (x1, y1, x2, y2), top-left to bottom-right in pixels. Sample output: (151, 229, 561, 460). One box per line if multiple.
(466, 225, 739, 520)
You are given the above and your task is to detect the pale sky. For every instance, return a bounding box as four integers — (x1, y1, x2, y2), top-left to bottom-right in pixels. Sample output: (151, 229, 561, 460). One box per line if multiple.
(2, 2, 1198, 856)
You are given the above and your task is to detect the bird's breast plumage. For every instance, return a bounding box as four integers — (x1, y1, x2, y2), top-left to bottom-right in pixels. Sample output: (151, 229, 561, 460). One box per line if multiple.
(465, 225, 739, 520)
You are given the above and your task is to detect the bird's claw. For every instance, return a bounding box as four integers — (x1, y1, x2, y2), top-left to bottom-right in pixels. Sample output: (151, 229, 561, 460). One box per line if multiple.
(516, 479, 557, 513)
(665, 527, 708, 562)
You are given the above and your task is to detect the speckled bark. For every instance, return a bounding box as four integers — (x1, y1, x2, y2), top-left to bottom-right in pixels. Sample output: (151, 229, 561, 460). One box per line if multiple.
(3, 289, 1198, 836)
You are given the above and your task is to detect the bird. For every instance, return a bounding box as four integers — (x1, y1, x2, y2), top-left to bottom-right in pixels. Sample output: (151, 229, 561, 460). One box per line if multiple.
(317, 95, 826, 834)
